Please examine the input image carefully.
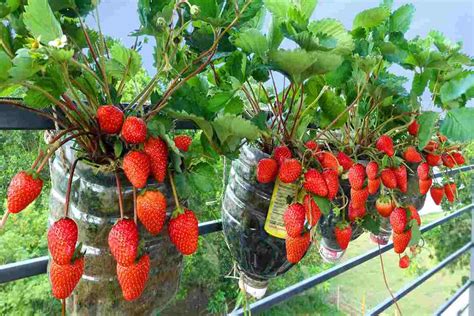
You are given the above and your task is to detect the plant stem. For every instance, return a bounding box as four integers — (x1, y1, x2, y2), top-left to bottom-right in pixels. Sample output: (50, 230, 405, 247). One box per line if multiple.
(133, 187, 137, 224)
(115, 172, 125, 219)
(168, 171, 181, 210)
(64, 158, 81, 218)
(31, 150, 44, 170)
(62, 299, 65, 316)
(378, 244, 403, 315)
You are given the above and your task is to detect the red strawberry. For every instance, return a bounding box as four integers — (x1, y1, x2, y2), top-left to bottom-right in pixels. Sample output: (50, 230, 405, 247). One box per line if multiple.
(174, 135, 192, 152)
(97, 105, 124, 134)
(381, 168, 397, 189)
(6, 171, 43, 214)
(393, 230, 412, 254)
(403, 146, 423, 163)
(452, 152, 465, 165)
(375, 195, 394, 217)
(348, 164, 366, 190)
(408, 120, 419, 136)
(407, 205, 421, 226)
(419, 178, 432, 195)
(50, 256, 84, 299)
(286, 232, 311, 264)
(121, 116, 147, 144)
(425, 153, 441, 166)
(322, 169, 339, 200)
(336, 152, 354, 171)
(348, 202, 366, 221)
(376, 135, 394, 157)
(317, 151, 341, 173)
(334, 225, 352, 250)
(350, 187, 369, 210)
(278, 159, 302, 183)
(366, 161, 379, 180)
(283, 203, 306, 238)
(368, 178, 381, 195)
(117, 254, 150, 301)
(303, 194, 321, 227)
(303, 169, 328, 197)
(399, 255, 410, 268)
(305, 140, 319, 151)
(273, 146, 292, 165)
(390, 207, 408, 234)
(424, 140, 439, 152)
(393, 165, 408, 193)
(442, 154, 455, 168)
(168, 209, 199, 255)
(256, 158, 278, 184)
(144, 136, 168, 183)
(137, 190, 167, 235)
(48, 218, 78, 265)
(430, 186, 444, 205)
(444, 183, 456, 203)
(108, 219, 139, 266)
(417, 162, 430, 180)
(122, 151, 151, 189)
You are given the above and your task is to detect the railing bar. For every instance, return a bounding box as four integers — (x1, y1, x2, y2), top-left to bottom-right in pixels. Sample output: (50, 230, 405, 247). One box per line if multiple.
(433, 165, 474, 179)
(368, 242, 472, 315)
(434, 280, 471, 315)
(198, 219, 222, 235)
(231, 204, 473, 315)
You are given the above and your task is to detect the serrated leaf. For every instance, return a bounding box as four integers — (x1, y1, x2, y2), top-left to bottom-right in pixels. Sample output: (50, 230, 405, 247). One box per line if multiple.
(411, 71, 430, 96)
(168, 111, 214, 141)
(360, 215, 380, 234)
(408, 219, 421, 246)
(353, 7, 390, 29)
(212, 115, 261, 145)
(389, 4, 415, 33)
(417, 111, 439, 150)
(318, 90, 348, 129)
(23, 0, 63, 44)
(264, 0, 291, 18)
(105, 43, 142, 80)
(268, 15, 284, 50)
(440, 108, 474, 142)
(231, 29, 268, 59)
(440, 73, 474, 103)
(8, 49, 41, 81)
(308, 18, 354, 55)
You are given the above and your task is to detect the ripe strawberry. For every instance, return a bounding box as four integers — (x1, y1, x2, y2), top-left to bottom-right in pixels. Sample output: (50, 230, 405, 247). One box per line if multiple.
(399, 255, 410, 268)
(376, 135, 394, 157)
(366, 161, 379, 180)
(348, 202, 366, 221)
(419, 178, 432, 195)
(284, 203, 306, 238)
(108, 219, 139, 266)
(417, 162, 430, 180)
(408, 120, 419, 136)
(438, 133, 448, 143)
(452, 152, 465, 165)
(393, 230, 412, 254)
(334, 225, 352, 250)
(444, 183, 456, 203)
(425, 153, 441, 166)
(273, 146, 292, 165)
(403, 146, 423, 163)
(303, 169, 328, 197)
(350, 187, 369, 210)
(336, 152, 354, 171)
(348, 164, 366, 190)
(376, 196, 395, 217)
(117, 254, 150, 301)
(144, 136, 168, 183)
(430, 185, 444, 205)
(48, 218, 78, 265)
(50, 256, 84, 299)
(97, 105, 124, 134)
(368, 178, 381, 195)
(286, 232, 311, 264)
(424, 140, 439, 152)
(305, 140, 319, 151)
(390, 207, 408, 234)
(6, 171, 43, 215)
(381, 168, 397, 189)
(442, 154, 455, 168)
(407, 205, 421, 226)
(168, 209, 199, 255)
(123, 151, 151, 189)
(317, 151, 341, 173)
(137, 190, 167, 235)
(322, 169, 339, 200)
(303, 194, 321, 227)
(393, 165, 408, 193)
(121, 116, 147, 144)
(256, 158, 278, 184)
(278, 159, 302, 183)
(174, 135, 192, 152)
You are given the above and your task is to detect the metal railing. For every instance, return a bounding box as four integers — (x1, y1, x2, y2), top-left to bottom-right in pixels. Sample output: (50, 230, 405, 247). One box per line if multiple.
(0, 102, 472, 315)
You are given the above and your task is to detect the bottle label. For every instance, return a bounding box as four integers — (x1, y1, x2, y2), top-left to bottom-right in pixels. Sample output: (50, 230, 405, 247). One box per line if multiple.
(264, 179, 297, 239)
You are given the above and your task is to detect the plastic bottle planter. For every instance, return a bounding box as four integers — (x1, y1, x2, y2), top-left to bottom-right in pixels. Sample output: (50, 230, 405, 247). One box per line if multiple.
(397, 162, 427, 210)
(48, 155, 182, 315)
(222, 145, 307, 299)
(370, 217, 392, 245)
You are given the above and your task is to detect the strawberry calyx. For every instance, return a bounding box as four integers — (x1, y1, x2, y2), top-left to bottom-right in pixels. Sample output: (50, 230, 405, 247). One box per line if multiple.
(71, 242, 85, 262)
(171, 207, 185, 219)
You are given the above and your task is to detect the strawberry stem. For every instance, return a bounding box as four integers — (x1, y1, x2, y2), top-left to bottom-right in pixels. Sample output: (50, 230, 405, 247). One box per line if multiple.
(115, 172, 125, 219)
(377, 244, 403, 315)
(0, 211, 10, 229)
(168, 171, 182, 213)
(64, 158, 81, 218)
(61, 299, 65, 316)
(30, 150, 44, 171)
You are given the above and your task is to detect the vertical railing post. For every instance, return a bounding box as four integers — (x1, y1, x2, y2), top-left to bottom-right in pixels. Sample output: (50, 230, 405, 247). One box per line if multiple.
(470, 166, 474, 315)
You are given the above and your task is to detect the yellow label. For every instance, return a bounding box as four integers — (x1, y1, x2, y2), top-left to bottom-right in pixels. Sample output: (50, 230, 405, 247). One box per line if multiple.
(264, 179, 298, 239)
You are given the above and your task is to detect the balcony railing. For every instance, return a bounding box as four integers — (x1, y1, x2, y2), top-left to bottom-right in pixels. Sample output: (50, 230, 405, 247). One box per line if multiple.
(0, 100, 473, 315)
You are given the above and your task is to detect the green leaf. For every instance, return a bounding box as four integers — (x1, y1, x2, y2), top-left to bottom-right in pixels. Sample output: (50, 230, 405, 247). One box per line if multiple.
(411, 71, 430, 96)
(114, 140, 123, 158)
(389, 4, 415, 33)
(440, 108, 474, 142)
(231, 29, 268, 59)
(190, 0, 218, 19)
(353, 7, 390, 29)
(318, 90, 347, 129)
(308, 18, 354, 55)
(105, 43, 142, 80)
(23, 0, 63, 43)
(268, 15, 284, 50)
(212, 115, 261, 146)
(416, 111, 439, 150)
(360, 215, 380, 234)
(8, 49, 41, 81)
(313, 196, 330, 215)
(168, 111, 214, 142)
(440, 73, 474, 103)
(264, 0, 291, 18)
(408, 219, 421, 246)
(0, 51, 12, 81)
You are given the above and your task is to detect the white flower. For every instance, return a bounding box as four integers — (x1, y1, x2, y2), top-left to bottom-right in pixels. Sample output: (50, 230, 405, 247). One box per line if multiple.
(48, 35, 67, 49)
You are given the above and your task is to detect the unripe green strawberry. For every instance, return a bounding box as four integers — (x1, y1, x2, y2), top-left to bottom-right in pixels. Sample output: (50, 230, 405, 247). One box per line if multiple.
(169, 209, 199, 255)
(348, 202, 366, 221)
(417, 162, 430, 180)
(256, 158, 278, 184)
(123, 151, 151, 189)
(336, 152, 354, 171)
(97, 105, 124, 134)
(430, 185, 444, 205)
(393, 165, 407, 193)
(303, 194, 321, 227)
(273, 146, 292, 165)
(390, 207, 408, 234)
(393, 230, 411, 254)
(365, 161, 379, 180)
(376, 135, 394, 157)
(117, 254, 150, 301)
(375, 195, 394, 217)
(174, 135, 192, 152)
(403, 146, 422, 163)
(283, 203, 305, 238)
(48, 218, 78, 265)
(419, 178, 432, 195)
(334, 224, 352, 250)
(137, 190, 167, 235)
(108, 219, 139, 266)
(399, 254, 410, 268)
(348, 163, 366, 190)
(50, 256, 84, 299)
(350, 187, 369, 210)
(368, 178, 381, 195)
(278, 159, 302, 183)
(144, 136, 169, 183)
(121, 116, 147, 144)
(322, 169, 339, 200)
(408, 120, 419, 136)
(444, 183, 456, 203)
(303, 169, 328, 197)
(7, 171, 43, 214)
(381, 168, 397, 189)
(285, 232, 310, 264)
